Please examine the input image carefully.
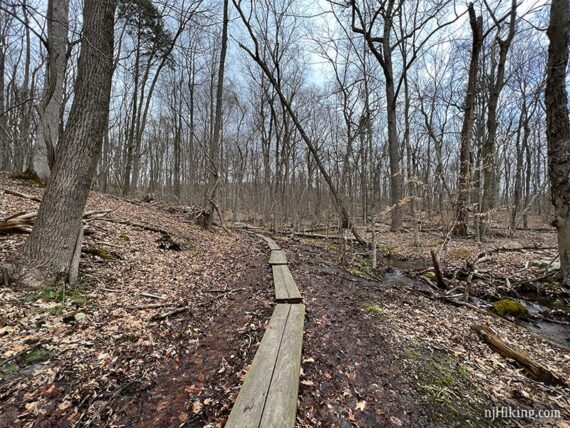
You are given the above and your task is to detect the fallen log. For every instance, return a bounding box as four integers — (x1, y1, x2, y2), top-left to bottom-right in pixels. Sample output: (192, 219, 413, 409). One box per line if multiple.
(1, 188, 42, 202)
(0, 209, 115, 235)
(471, 324, 567, 387)
(0, 215, 34, 233)
(134, 303, 178, 310)
(140, 292, 162, 300)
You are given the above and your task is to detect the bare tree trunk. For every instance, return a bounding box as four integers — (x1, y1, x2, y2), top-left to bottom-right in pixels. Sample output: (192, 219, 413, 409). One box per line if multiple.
(123, 31, 141, 195)
(454, 3, 482, 236)
(545, 0, 570, 284)
(206, 0, 228, 230)
(384, 50, 404, 232)
(479, 0, 517, 240)
(16, 0, 32, 172)
(33, 0, 69, 181)
(0, 12, 7, 170)
(12, 0, 115, 287)
(402, 63, 420, 246)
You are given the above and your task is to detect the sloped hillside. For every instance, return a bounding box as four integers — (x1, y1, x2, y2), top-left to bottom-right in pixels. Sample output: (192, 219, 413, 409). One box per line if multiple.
(0, 172, 273, 426)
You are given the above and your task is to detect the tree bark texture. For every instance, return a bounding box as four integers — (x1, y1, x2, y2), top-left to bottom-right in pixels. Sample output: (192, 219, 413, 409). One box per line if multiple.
(19, 0, 115, 284)
(545, 0, 570, 284)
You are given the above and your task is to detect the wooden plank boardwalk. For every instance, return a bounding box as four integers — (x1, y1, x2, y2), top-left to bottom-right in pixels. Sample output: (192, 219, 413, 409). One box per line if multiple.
(257, 234, 281, 250)
(269, 249, 288, 265)
(225, 304, 305, 428)
(226, 235, 305, 427)
(272, 265, 302, 303)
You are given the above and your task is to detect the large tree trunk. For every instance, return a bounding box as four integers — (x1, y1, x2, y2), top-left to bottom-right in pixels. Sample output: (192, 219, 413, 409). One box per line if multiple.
(545, 0, 570, 284)
(205, 0, 228, 230)
(13, 0, 115, 287)
(479, 0, 517, 240)
(454, 3, 482, 236)
(33, 0, 69, 181)
(384, 43, 403, 232)
(0, 12, 7, 171)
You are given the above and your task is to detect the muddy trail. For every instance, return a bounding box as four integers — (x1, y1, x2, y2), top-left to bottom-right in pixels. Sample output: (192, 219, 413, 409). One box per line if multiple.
(277, 237, 570, 427)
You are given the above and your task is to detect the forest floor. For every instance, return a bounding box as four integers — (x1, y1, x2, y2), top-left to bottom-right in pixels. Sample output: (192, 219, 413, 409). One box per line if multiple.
(1, 172, 569, 427)
(0, 172, 274, 427)
(281, 237, 569, 427)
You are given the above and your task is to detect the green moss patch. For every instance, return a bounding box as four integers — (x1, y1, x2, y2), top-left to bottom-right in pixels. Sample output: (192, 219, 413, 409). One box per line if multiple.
(24, 286, 86, 306)
(363, 302, 383, 314)
(82, 247, 119, 260)
(492, 299, 529, 319)
(11, 169, 45, 187)
(348, 256, 376, 279)
(0, 362, 19, 380)
(449, 248, 471, 260)
(24, 347, 55, 364)
(400, 343, 487, 426)
(47, 305, 64, 316)
(119, 234, 130, 242)
(379, 244, 395, 258)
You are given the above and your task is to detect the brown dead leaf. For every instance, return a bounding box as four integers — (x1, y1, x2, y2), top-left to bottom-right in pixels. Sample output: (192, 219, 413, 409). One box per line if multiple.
(178, 412, 189, 423)
(57, 400, 72, 411)
(156, 400, 168, 412)
(390, 416, 403, 426)
(192, 400, 202, 414)
(355, 400, 366, 411)
(184, 384, 202, 395)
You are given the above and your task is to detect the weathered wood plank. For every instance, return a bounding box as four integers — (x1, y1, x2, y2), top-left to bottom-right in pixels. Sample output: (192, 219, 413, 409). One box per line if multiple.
(257, 234, 281, 250)
(260, 304, 305, 427)
(225, 304, 290, 428)
(269, 249, 288, 265)
(272, 265, 302, 303)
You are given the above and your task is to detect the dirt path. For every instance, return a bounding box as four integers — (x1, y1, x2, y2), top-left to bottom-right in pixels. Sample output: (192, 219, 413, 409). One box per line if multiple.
(278, 238, 570, 427)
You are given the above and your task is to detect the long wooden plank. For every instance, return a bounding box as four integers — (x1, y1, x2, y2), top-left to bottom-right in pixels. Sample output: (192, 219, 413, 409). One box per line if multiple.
(260, 235, 281, 250)
(225, 304, 290, 428)
(269, 249, 288, 265)
(260, 304, 305, 428)
(272, 265, 302, 303)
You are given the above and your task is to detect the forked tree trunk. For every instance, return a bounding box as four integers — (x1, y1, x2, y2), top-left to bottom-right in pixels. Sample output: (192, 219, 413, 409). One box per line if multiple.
(454, 3, 482, 236)
(479, 0, 517, 240)
(13, 0, 115, 286)
(545, 0, 570, 284)
(33, 0, 69, 181)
